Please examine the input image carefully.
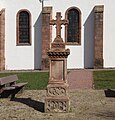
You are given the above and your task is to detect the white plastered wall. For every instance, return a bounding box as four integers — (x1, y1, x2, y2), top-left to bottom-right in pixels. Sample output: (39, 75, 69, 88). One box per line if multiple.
(103, 0, 115, 68)
(2, 0, 42, 70)
(44, 0, 105, 69)
(2, 0, 115, 70)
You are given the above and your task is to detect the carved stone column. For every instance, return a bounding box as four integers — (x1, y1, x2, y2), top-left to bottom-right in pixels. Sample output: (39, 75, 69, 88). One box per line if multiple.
(45, 12, 70, 112)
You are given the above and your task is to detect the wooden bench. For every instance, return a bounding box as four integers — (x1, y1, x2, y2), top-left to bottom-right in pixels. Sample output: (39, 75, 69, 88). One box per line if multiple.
(0, 75, 27, 98)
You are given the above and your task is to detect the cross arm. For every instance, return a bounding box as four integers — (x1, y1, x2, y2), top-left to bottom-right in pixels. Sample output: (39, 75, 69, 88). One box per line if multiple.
(61, 19, 69, 25)
(50, 19, 56, 25)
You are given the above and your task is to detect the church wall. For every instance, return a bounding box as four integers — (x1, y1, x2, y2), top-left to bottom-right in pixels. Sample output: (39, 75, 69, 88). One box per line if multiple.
(44, 0, 105, 69)
(2, 0, 42, 70)
(103, 1, 115, 68)
(1, 0, 115, 70)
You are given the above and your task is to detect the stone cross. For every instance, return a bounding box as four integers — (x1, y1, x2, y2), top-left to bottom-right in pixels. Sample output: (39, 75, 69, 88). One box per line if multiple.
(50, 12, 68, 37)
(45, 12, 70, 113)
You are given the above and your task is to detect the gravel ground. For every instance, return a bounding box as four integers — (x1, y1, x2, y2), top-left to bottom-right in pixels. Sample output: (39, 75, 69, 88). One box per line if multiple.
(0, 89, 115, 120)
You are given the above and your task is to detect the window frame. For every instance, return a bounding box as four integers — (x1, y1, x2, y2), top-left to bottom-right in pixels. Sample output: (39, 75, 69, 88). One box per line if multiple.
(16, 9, 32, 46)
(65, 7, 81, 45)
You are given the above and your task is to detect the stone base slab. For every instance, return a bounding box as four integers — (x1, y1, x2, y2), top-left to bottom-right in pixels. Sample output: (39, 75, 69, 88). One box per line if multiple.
(45, 96, 70, 112)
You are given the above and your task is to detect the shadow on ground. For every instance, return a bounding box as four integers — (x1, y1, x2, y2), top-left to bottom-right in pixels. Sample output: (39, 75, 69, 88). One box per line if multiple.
(0, 87, 23, 98)
(92, 111, 115, 120)
(104, 89, 115, 98)
(0, 90, 13, 98)
(11, 97, 45, 112)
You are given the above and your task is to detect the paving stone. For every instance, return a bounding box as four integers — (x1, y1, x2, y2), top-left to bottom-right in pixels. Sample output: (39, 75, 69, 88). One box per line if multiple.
(67, 70, 93, 89)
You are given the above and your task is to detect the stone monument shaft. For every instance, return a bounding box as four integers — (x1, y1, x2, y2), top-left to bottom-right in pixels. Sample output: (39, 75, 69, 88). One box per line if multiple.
(45, 12, 70, 112)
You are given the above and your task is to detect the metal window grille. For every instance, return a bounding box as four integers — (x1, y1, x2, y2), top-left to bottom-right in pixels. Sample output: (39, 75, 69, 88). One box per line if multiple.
(19, 11, 30, 44)
(67, 9, 79, 43)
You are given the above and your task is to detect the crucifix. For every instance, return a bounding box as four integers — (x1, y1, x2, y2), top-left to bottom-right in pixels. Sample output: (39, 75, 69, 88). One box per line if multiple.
(50, 12, 68, 38)
(45, 12, 70, 113)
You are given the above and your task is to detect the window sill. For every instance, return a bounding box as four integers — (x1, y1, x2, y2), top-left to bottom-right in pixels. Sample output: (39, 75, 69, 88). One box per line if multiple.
(16, 43, 31, 46)
(65, 42, 81, 45)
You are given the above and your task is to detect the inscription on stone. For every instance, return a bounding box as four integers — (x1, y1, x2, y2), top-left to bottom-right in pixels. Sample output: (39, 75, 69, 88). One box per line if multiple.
(51, 61, 64, 81)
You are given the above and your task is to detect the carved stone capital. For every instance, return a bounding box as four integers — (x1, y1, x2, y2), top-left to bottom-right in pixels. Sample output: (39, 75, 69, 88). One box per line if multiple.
(47, 49, 70, 58)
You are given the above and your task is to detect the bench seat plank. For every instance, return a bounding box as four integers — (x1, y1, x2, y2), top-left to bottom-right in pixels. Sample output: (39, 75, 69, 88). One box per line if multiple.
(3, 86, 16, 90)
(12, 82, 28, 88)
(0, 75, 18, 85)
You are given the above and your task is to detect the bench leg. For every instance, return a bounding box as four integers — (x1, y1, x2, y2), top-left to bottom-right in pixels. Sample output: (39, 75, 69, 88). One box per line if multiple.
(11, 86, 25, 100)
(10, 93, 15, 100)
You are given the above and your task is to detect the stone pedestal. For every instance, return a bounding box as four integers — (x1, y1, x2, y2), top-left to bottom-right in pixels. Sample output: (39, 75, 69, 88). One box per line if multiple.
(45, 39, 70, 112)
(45, 12, 70, 112)
(45, 83, 70, 112)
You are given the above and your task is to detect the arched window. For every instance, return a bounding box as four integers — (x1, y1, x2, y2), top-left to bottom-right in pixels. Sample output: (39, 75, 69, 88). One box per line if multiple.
(65, 7, 81, 45)
(16, 10, 31, 45)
